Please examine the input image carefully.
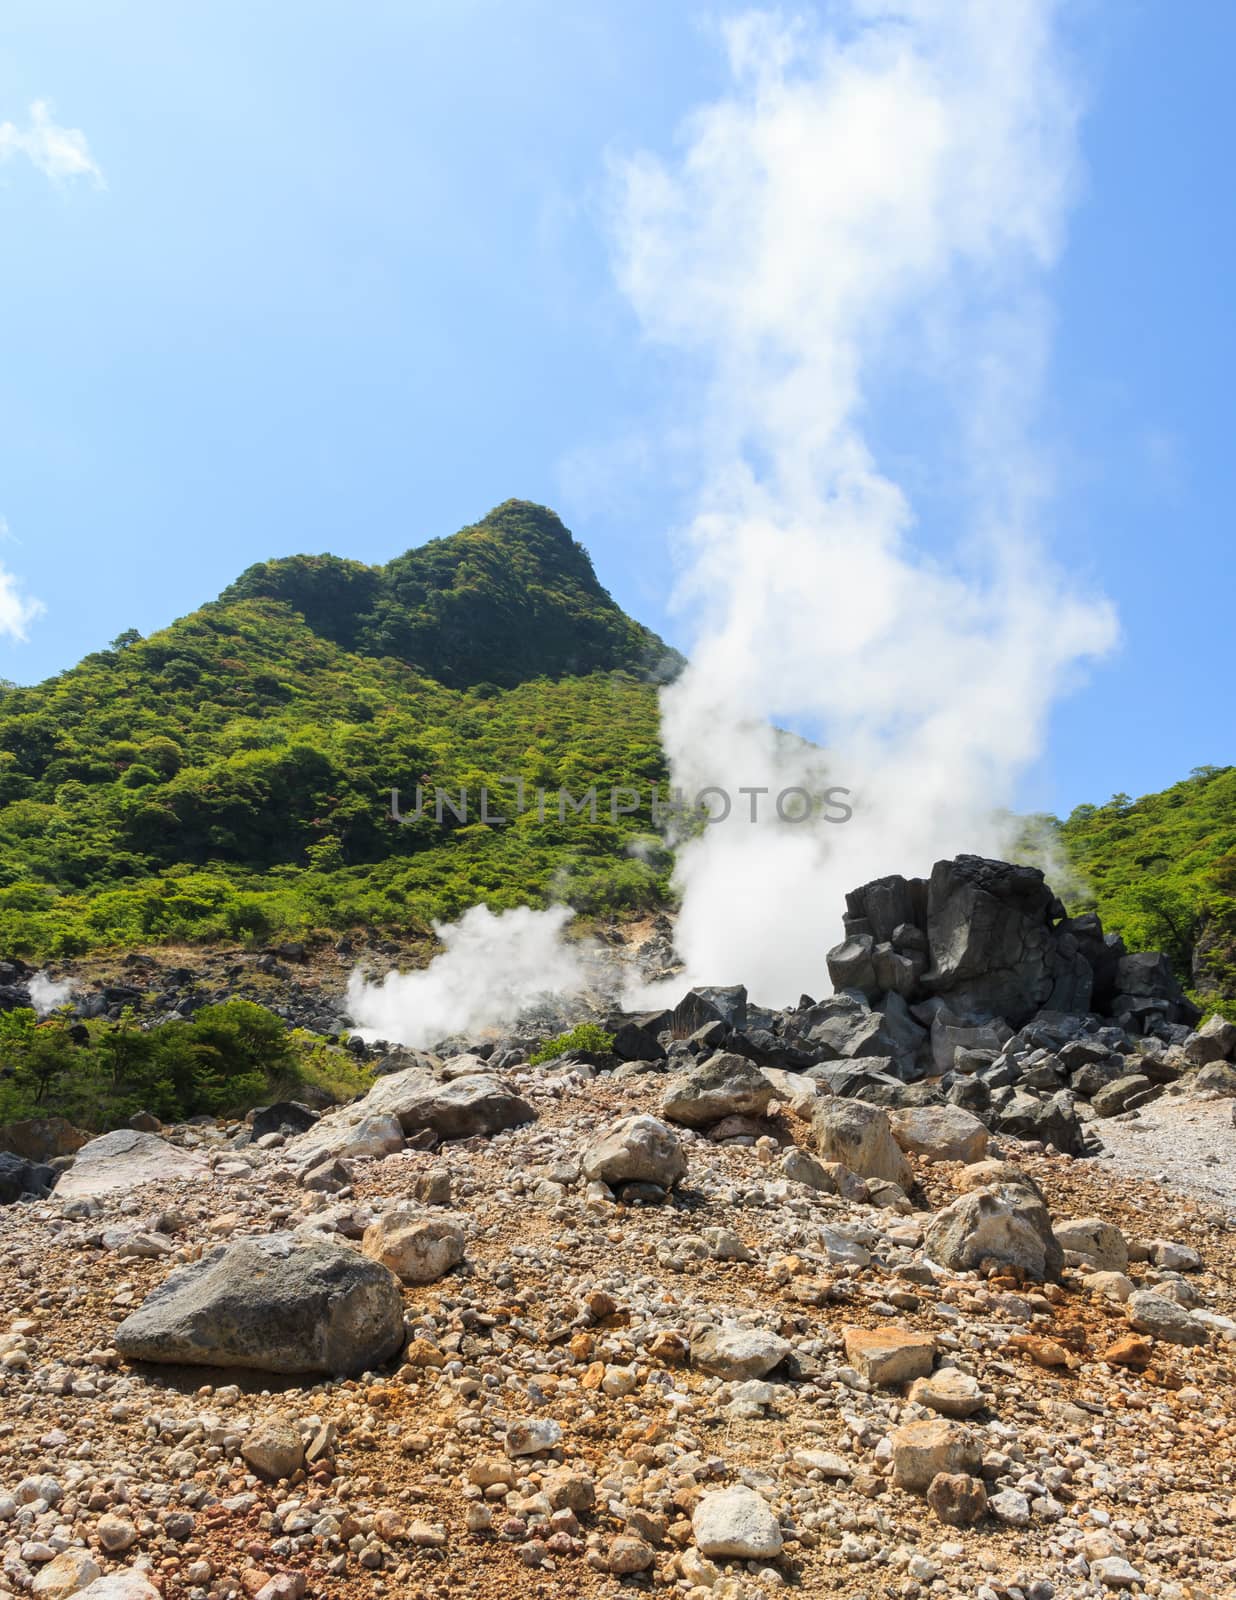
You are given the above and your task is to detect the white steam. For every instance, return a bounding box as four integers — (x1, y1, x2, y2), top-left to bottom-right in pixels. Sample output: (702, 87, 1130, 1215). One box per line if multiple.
(29, 972, 74, 1016)
(612, 2, 1117, 1006)
(346, 904, 590, 1048)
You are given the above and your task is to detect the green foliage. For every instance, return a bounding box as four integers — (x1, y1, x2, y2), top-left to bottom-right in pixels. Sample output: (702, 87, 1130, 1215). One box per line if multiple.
(0, 1002, 355, 1129)
(1057, 766, 1236, 1011)
(529, 1022, 615, 1066)
(0, 503, 677, 958)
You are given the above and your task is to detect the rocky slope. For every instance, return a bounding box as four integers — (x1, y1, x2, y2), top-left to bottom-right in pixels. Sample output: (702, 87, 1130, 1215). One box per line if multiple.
(1, 856, 1236, 1599)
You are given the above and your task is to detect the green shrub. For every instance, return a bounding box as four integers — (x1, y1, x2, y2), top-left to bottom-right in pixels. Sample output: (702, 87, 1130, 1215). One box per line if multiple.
(529, 1022, 615, 1066)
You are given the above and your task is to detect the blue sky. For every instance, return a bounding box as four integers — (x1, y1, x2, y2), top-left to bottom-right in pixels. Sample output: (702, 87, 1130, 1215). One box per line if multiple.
(0, 1, 1232, 818)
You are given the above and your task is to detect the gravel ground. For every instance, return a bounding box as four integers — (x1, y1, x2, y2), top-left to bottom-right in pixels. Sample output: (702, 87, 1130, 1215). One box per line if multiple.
(1, 1069, 1235, 1600)
(1091, 1090, 1236, 1214)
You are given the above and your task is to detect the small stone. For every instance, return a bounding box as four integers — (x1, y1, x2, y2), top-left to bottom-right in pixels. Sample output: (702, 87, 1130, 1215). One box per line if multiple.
(907, 1368, 984, 1417)
(242, 1419, 305, 1481)
(96, 1515, 138, 1554)
(890, 1420, 981, 1492)
(692, 1486, 783, 1560)
(1102, 1334, 1153, 1370)
(1091, 1556, 1143, 1589)
(606, 1535, 654, 1574)
(505, 1418, 562, 1458)
(988, 1488, 1032, 1526)
(925, 1471, 987, 1527)
(843, 1326, 935, 1386)
(693, 1326, 791, 1380)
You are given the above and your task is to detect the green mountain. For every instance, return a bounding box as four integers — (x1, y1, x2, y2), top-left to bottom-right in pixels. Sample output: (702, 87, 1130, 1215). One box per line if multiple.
(0, 502, 678, 957)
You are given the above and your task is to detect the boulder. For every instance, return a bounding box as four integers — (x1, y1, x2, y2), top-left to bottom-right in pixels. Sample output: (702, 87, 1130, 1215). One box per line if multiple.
(362, 1211, 465, 1284)
(921, 856, 1089, 1025)
(810, 1100, 913, 1190)
(888, 1105, 988, 1164)
(692, 1326, 791, 1380)
(56, 1129, 210, 1201)
(843, 1326, 935, 1386)
(114, 1232, 405, 1374)
(360, 1066, 535, 1140)
(923, 1184, 1063, 1280)
(1125, 1289, 1208, 1347)
(1052, 1217, 1128, 1273)
(673, 985, 748, 1033)
(1090, 1074, 1153, 1117)
(692, 1486, 783, 1560)
(956, 1159, 1044, 1199)
(0, 1116, 87, 1163)
(581, 1115, 686, 1191)
(251, 1102, 319, 1139)
(1195, 1061, 1236, 1097)
(661, 1054, 774, 1128)
(991, 1088, 1088, 1155)
(0, 1150, 55, 1205)
(1183, 1013, 1236, 1065)
(890, 1419, 982, 1491)
(610, 1014, 668, 1063)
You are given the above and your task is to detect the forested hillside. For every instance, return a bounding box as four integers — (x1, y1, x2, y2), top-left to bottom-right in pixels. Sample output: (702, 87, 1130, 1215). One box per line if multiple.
(0, 503, 676, 956)
(1057, 766, 1236, 1013)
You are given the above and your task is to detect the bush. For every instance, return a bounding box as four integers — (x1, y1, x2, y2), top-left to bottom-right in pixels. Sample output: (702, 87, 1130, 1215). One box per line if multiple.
(529, 1022, 615, 1066)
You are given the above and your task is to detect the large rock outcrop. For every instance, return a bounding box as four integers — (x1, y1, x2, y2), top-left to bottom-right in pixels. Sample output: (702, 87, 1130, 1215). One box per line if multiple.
(827, 854, 1196, 1034)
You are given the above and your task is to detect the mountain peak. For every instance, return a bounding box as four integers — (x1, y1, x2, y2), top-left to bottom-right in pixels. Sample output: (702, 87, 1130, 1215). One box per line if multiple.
(221, 501, 680, 690)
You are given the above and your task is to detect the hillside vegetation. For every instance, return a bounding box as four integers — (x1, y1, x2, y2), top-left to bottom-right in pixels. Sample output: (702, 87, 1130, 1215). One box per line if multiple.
(0, 502, 676, 957)
(1055, 765, 1236, 1014)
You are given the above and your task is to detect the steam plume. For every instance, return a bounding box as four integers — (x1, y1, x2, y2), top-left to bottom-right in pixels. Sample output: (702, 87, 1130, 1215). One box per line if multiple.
(346, 904, 589, 1048)
(613, 2, 1117, 1006)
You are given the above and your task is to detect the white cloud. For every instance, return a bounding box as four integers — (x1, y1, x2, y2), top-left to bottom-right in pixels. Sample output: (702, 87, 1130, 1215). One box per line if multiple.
(0, 520, 45, 643)
(0, 99, 104, 186)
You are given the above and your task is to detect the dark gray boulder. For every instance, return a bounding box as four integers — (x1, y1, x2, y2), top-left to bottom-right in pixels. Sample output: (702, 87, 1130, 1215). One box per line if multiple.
(0, 1151, 55, 1204)
(251, 1102, 319, 1139)
(114, 1232, 406, 1374)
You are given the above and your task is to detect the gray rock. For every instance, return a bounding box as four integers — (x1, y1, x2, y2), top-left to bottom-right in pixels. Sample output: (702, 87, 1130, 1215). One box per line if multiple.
(1183, 1013, 1236, 1064)
(1090, 1074, 1153, 1117)
(363, 1067, 536, 1140)
(692, 1486, 783, 1560)
(1195, 1061, 1236, 1097)
(581, 1114, 686, 1190)
(56, 1129, 210, 1201)
(1125, 1290, 1208, 1346)
(693, 1326, 791, 1379)
(888, 1104, 989, 1163)
(1052, 1216, 1128, 1272)
(923, 1184, 1063, 1280)
(661, 1054, 773, 1128)
(810, 1099, 913, 1189)
(114, 1232, 406, 1374)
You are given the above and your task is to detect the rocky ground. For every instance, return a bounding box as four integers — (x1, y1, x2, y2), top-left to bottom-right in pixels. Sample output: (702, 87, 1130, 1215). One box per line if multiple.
(1, 1060, 1234, 1600)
